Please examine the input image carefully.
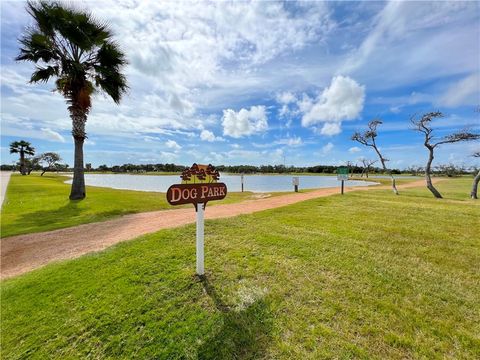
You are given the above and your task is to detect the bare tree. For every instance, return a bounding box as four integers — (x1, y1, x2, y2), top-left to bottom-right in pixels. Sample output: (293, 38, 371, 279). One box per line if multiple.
(411, 111, 480, 198)
(359, 158, 377, 178)
(471, 152, 480, 199)
(435, 163, 465, 177)
(346, 161, 356, 178)
(39, 152, 62, 176)
(352, 119, 399, 194)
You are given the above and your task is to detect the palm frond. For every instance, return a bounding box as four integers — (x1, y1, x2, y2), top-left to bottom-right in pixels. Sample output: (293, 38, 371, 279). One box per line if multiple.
(16, 31, 58, 63)
(96, 42, 127, 68)
(30, 65, 59, 83)
(26, 1, 55, 36)
(53, 3, 110, 52)
(18, 0, 128, 106)
(9, 141, 35, 155)
(95, 70, 128, 104)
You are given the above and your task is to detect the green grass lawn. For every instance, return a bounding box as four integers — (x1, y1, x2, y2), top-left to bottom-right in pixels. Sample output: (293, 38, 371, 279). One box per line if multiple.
(1, 178, 478, 359)
(0, 173, 290, 238)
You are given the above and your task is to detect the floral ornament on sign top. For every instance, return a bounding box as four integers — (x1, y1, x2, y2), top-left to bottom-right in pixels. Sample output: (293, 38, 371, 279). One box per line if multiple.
(181, 163, 220, 184)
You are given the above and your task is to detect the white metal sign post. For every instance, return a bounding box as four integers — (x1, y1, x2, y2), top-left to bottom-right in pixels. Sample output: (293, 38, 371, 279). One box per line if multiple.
(196, 203, 205, 275)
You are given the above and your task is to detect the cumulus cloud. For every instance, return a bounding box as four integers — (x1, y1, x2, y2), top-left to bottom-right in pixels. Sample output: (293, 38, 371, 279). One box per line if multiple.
(276, 91, 298, 124)
(300, 75, 365, 127)
(276, 91, 296, 104)
(349, 146, 362, 153)
(321, 142, 334, 154)
(318, 123, 342, 136)
(200, 130, 224, 142)
(165, 139, 181, 150)
(222, 105, 268, 138)
(41, 128, 65, 143)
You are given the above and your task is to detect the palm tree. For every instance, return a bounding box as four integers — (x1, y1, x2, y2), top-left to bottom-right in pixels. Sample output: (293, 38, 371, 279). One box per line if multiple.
(9, 140, 35, 175)
(17, 1, 127, 199)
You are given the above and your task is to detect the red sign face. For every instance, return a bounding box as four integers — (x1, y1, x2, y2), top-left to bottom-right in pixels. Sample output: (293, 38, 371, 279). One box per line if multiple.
(167, 183, 227, 206)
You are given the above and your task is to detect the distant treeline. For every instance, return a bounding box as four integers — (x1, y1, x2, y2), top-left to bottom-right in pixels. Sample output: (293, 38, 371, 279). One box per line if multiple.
(0, 163, 475, 176)
(3, 162, 476, 176)
(215, 164, 389, 174)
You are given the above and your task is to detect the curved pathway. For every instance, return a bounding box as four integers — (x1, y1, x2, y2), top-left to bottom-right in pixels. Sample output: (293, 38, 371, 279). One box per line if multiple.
(1, 179, 430, 279)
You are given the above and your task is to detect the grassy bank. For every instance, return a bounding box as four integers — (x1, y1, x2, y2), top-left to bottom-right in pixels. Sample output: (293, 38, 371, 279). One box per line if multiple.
(1, 178, 478, 359)
(0, 174, 279, 237)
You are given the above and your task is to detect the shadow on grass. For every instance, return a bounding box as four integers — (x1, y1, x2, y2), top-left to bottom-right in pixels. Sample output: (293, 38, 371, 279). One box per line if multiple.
(3, 200, 126, 237)
(198, 276, 274, 359)
(15, 199, 78, 221)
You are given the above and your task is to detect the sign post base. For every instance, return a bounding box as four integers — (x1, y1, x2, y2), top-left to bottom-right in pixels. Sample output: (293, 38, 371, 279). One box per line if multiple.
(196, 203, 205, 276)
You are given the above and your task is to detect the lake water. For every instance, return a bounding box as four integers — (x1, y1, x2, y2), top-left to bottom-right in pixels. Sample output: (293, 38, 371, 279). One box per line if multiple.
(66, 174, 379, 193)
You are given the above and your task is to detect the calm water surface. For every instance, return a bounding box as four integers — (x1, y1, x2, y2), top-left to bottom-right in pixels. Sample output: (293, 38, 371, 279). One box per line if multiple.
(66, 174, 379, 193)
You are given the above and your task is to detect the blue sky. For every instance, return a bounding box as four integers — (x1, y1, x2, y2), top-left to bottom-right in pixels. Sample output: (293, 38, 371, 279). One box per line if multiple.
(1, 0, 479, 168)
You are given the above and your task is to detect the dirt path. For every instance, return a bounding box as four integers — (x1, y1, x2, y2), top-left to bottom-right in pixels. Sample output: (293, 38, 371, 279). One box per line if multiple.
(1, 179, 430, 279)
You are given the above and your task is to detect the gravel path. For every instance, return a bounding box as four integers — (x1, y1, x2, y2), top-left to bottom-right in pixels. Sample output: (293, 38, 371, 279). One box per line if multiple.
(0, 172, 12, 208)
(1, 179, 429, 279)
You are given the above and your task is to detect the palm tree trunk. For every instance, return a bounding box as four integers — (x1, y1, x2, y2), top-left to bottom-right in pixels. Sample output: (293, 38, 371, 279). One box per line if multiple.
(69, 106, 87, 200)
(20, 150, 26, 175)
(471, 170, 480, 199)
(425, 147, 442, 199)
(70, 137, 86, 199)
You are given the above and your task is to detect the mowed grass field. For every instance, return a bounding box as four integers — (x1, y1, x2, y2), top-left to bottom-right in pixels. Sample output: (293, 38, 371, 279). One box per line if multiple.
(0, 173, 283, 237)
(1, 177, 478, 359)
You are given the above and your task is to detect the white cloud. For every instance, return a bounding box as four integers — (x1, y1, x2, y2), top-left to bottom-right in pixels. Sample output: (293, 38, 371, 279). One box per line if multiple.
(318, 123, 342, 136)
(276, 91, 296, 104)
(200, 130, 224, 142)
(40, 128, 66, 142)
(300, 76, 365, 128)
(342, 2, 473, 73)
(440, 73, 480, 107)
(276, 91, 298, 123)
(340, 1, 479, 91)
(165, 140, 181, 150)
(222, 105, 268, 138)
(321, 142, 334, 155)
(348, 146, 362, 154)
(160, 151, 179, 160)
(144, 135, 162, 142)
(274, 136, 303, 147)
(89, 1, 332, 115)
(222, 148, 284, 165)
(2, 1, 333, 142)
(279, 105, 289, 118)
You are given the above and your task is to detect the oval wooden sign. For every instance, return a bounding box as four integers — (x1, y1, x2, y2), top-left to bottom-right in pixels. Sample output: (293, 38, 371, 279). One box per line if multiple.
(166, 182, 227, 206)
